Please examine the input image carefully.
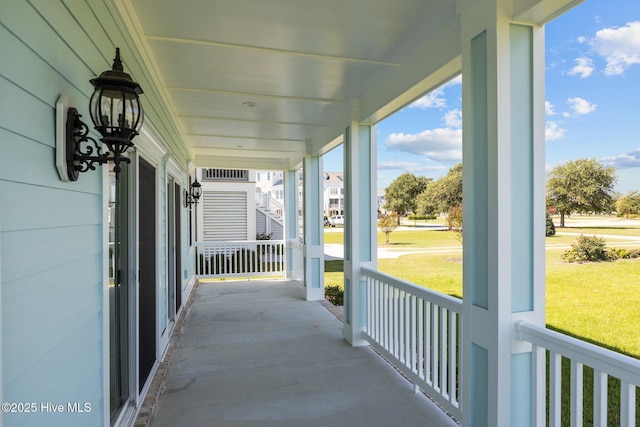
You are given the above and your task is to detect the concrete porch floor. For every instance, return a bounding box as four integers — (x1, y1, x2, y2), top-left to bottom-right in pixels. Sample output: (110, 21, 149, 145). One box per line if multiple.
(149, 280, 458, 427)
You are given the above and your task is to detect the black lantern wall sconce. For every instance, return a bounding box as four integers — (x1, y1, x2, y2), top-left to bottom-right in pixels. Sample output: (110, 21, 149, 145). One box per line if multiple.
(185, 177, 202, 208)
(56, 48, 144, 181)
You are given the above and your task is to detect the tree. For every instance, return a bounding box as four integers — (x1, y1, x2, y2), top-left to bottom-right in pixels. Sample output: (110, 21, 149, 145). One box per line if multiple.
(417, 163, 462, 216)
(378, 213, 400, 244)
(383, 173, 431, 219)
(546, 158, 616, 227)
(616, 191, 640, 218)
(446, 203, 463, 240)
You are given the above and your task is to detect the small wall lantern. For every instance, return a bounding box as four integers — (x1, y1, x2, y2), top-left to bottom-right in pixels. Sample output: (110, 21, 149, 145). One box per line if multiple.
(185, 178, 202, 207)
(57, 48, 144, 181)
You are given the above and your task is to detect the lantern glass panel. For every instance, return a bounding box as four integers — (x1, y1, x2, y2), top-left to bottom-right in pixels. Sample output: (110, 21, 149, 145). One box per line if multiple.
(90, 86, 142, 140)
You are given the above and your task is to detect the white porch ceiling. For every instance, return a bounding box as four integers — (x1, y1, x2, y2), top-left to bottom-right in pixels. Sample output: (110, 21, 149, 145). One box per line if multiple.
(120, 0, 581, 170)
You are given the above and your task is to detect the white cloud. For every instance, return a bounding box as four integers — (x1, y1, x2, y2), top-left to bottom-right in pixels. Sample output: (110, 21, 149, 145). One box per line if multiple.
(600, 148, 640, 168)
(444, 109, 462, 128)
(377, 161, 419, 171)
(410, 89, 446, 109)
(545, 121, 566, 141)
(386, 128, 462, 162)
(567, 57, 594, 78)
(545, 101, 556, 116)
(378, 162, 447, 174)
(566, 97, 597, 116)
(592, 21, 640, 75)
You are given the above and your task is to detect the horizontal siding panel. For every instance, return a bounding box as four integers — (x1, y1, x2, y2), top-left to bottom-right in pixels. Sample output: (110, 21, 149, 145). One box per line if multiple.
(0, 181, 101, 233)
(1, 225, 101, 283)
(0, 129, 101, 193)
(2, 270, 102, 390)
(0, 0, 96, 94)
(0, 76, 57, 148)
(3, 253, 102, 386)
(4, 308, 103, 427)
(0, 2, 95, 104)
(0, 23, 90, 113)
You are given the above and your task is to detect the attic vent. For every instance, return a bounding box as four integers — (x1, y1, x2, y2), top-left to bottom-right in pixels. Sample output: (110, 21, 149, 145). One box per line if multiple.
(202, 169, 249, 181)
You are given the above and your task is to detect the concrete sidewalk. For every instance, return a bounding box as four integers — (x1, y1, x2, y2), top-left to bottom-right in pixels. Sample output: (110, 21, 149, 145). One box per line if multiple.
(150, 280, 457, 427)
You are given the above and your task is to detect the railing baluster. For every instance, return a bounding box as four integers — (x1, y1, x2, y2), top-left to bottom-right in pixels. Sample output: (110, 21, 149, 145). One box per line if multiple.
(549, 352, 562, 427)
(570, 360, 584, 427)
(404, 292, 410, 366)
(449, 310, 457, 405)
(532, 344, 545, 426)
(418, 297, 424, 381)
(424, 301, 434, 387)
(410, 294, 416, 374)
(593, 370, 607, 426)
(433, 304, 440, 392)
(383, 283, 391, 351)
(620, 381, 636, 427)
(440, 307, 448, 399)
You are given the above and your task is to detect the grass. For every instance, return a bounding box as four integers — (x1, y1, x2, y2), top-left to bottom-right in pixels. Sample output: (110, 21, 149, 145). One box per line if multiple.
(558, 227, 640, 237)
(325, 229, 462, 247)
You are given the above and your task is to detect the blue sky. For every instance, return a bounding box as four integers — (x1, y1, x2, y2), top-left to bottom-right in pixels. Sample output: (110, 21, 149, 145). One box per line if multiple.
(324, 0, 640, 194)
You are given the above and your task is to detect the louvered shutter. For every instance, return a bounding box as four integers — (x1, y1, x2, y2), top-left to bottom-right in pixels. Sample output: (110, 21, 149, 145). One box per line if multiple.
(202, 191, 247, 241)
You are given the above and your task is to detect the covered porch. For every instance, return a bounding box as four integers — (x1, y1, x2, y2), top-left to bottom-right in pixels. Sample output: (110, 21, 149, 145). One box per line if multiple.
(3, 0, 639, 426)
(149, 280, 457, 427)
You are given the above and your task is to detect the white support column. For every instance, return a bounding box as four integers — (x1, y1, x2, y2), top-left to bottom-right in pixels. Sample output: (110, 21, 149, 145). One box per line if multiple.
(343, 122, 377, 346)
(303, 156, 325, 301)
(460, 0, 545, 425)
(284, 169, 300, 281)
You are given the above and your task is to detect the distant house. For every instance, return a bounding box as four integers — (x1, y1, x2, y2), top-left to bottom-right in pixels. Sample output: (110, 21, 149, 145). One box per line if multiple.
(199, 169, 284, 241)
(323, 172, 344, 217)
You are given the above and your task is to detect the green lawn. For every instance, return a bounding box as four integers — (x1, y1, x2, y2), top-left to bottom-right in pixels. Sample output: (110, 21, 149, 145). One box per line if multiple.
(558, 227, 640, 237)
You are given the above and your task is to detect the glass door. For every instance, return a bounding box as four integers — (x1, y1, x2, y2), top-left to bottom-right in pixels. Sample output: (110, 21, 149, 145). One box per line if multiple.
(109, 163, 130, 423)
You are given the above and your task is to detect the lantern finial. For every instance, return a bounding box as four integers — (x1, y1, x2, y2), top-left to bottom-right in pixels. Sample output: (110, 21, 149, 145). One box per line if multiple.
(112, 47, 123, 72)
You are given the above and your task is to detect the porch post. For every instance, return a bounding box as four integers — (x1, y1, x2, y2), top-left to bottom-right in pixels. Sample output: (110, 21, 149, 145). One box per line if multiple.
(284, 169, 300, 281)
(343, 122, 377, 346)
(460, 0, 545, 425)
(302, 156, 325, 301)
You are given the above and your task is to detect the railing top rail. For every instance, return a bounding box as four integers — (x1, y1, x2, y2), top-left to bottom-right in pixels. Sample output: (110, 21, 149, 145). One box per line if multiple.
(361, 266, 462, 313)
(196, 240, 285, 246)
(516, 320, 640, 386)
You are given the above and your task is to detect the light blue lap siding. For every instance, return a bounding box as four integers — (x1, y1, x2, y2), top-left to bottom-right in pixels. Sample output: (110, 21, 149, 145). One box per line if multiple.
(0, 3, 109, 426)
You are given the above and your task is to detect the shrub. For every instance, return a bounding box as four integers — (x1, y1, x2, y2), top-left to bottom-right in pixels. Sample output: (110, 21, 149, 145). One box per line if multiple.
(378, 213, 400, 244)
(231, 249, 259, 272)
(407, 214, 437, 220)
(608, 247, 640, 260)
(562, 235, 613, 263)
(325, 285, 344, 306)
(198, 253, 228, 274)
(546, 212, 556, 236)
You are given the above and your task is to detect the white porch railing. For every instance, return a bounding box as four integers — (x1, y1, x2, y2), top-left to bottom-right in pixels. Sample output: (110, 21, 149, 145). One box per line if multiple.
(361, 267, 462, 421)
(195, 240, 285, 279)
(516, 321, 640, 427)
(255, 192, 284, 218)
